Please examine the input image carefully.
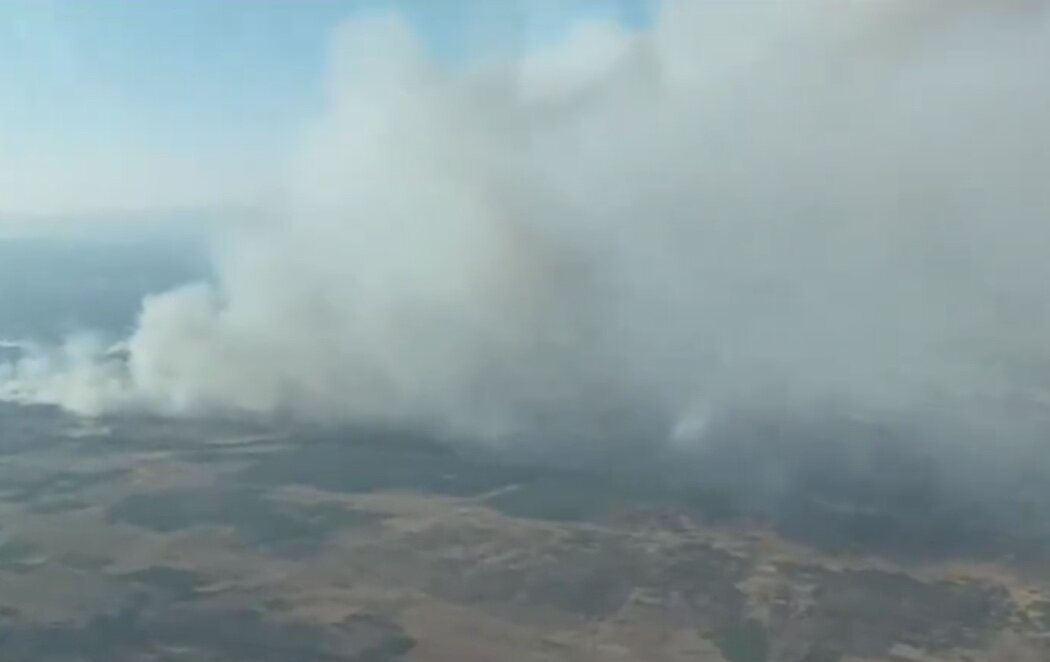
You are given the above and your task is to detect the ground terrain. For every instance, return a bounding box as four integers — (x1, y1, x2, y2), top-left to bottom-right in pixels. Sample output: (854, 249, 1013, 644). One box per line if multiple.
(0, 403, 1046, 661)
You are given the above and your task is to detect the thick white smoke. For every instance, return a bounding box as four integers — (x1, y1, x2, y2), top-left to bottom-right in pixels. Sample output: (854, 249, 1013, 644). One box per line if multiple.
(3, 0, 1050, 446)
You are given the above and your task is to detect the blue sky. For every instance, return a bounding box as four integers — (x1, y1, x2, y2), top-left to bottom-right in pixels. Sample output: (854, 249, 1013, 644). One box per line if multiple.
(0, 0, 654, 218)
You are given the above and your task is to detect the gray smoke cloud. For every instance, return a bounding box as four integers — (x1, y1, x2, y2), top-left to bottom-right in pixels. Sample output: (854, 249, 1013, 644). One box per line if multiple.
(3, 0, 1050, 450)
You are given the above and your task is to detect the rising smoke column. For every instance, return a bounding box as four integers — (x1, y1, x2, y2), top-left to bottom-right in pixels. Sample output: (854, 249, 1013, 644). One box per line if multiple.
(3, 0, 1050, 448)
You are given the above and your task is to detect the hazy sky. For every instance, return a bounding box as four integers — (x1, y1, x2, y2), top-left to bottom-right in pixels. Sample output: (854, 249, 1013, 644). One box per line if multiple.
(0, 0, 653, 218)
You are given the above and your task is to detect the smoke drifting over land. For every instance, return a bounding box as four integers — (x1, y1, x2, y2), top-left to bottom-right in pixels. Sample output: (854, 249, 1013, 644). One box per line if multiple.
(3, 0, 1050, 452)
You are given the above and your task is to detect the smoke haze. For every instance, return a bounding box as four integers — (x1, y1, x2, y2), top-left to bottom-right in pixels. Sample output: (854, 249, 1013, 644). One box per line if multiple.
(3, 0, 1050, 452)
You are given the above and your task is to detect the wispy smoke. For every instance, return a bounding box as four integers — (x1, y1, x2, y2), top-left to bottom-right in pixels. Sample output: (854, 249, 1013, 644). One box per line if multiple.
(3, 0, 1050, 448)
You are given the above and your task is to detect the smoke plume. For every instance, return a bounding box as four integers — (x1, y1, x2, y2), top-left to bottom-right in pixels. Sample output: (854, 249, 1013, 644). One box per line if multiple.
(3, 0, 1050, 450)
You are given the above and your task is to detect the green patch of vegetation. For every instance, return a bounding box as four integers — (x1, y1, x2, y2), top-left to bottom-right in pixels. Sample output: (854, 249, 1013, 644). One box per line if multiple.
(117, 566, 210, 601)
(237, 440, 534, 498)
(485, 478, 622, 522)
(106, 487, 387, 556)
(27, 497, 91, 514)
(716, 619, 770, 662)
